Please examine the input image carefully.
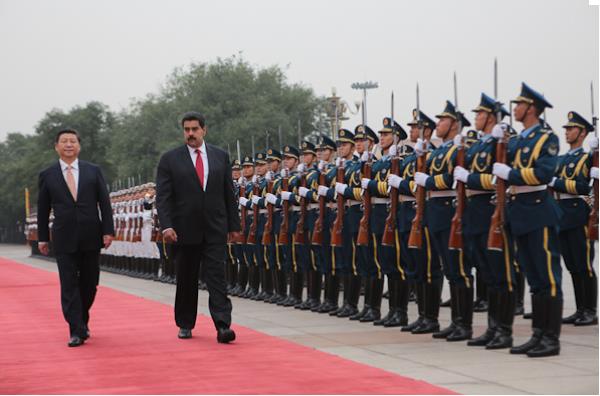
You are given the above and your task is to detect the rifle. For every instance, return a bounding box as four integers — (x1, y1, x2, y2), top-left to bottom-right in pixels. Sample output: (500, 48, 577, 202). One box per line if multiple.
(278, 175, 290, 244)
(448, 72, 464, 250)
(294, 172, 308, 244)
(383, 91, 398, 247)
(408, 84, 426, 248)
(311, 171, 326, 245)
(239, 182, 247, 244)
(588, 81, 599, 240)
(357, 158, 372, 246)
(262, 180, 274, 245)
(488, 58, 507, 250)
(247, 183, 259, 244)
(331, 159, 345, 247)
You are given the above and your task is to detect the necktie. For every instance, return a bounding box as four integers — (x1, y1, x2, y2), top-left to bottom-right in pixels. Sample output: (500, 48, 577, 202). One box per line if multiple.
(66, 165, 77, 200)
(195, 149, 205, 188)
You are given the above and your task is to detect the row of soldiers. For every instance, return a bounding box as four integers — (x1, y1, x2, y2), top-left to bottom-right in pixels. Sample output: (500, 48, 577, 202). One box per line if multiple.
(225, 82, 598, 359)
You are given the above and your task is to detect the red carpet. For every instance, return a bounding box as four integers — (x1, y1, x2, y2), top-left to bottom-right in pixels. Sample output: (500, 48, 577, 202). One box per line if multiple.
(0, 257, 455, 394)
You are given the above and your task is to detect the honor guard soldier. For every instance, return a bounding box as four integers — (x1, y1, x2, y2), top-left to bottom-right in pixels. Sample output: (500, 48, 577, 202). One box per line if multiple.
(551, 111, 597, 326)
(361, 118, 411, 327)
(294, 141, 322, 310)
(454, 93, 517, 349)
(226, 159, 242, 293)
(235, 156, 257, 297)
(414, 101, 474, 342)
(492, 83, 563, 357)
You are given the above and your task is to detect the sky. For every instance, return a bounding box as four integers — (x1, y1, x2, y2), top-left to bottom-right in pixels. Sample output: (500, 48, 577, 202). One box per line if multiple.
(0, 0, 598, 151)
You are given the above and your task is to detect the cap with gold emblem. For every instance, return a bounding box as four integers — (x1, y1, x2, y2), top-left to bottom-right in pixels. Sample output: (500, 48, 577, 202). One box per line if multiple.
(242, 155, 254, 166)
(301, 141, 316, 155)
(231, 159, 241, 170)
(354, 124, 379, 144)
(562, 111, 594, 132)
(266, 148, 282, 161)
(317, 135, 336, 151)
(379, 117, 408, 140)
(407, 109, 436, 130)
(513, 82, 552, 111)
(436, 100, 472, 127)
(337, 128, 355, 145)
(472, 93, 509, 119)
(283, 145, 300, 159)
(255, 152, 267, 164)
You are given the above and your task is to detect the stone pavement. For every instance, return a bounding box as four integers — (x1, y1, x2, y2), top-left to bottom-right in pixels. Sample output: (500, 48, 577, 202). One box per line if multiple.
(1, 243, 597, 394)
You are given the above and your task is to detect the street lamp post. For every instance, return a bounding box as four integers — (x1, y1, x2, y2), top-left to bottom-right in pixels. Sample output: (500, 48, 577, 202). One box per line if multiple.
(351, 81, 379, 125)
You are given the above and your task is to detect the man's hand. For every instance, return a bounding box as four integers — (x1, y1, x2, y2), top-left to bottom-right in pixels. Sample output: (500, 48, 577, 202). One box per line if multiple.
(103, 235, 113, 249)
(492, 163, 511, 181)
(163, 228, 178, 243)
(414, 172, 429, 187)
(38, 242, 49, 256)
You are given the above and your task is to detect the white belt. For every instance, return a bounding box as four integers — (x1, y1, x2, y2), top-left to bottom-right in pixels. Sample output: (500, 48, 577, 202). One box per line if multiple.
(345, 199, 362, 207)
(557, 193, 585, 200)
(399, 195, 416, 202)
(466, 189, 493, 197)
(428, 190, 456, 199)
(259, 209, 267, 214)
(371, 197, 390, 205)
(291, 206, 302, 212)
(308, 203, 319, 210)
(509, 185, 546, 195)
(326, 202, 336, 209)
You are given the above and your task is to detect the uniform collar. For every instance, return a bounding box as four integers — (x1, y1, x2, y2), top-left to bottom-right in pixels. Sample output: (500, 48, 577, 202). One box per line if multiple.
(520, 123, 540, 138)
(440, 140, 453, 148)
(567, 146, 583, 155)
(480, 133, 493, 142)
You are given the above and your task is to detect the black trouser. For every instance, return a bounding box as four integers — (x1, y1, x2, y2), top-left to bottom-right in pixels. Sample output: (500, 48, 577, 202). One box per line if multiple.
(55, 250, 100, 337)
(174, 243, 232, 331)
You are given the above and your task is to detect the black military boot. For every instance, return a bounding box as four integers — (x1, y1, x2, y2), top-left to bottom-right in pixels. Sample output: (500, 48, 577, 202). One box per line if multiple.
(306, 271, 323, 311)
(403, 281, 425, 332)
(262, 267, 275, 301)
(575, 274, 598, 326)
(510, 294, 544, 354)
(433, 284, 458, 339)
(412, 280, 441, 334)
(375, 276, 397, 325)
(515, 271, 525, 315)
(447, 284, 473, 341)
(469, 289, 497, 346)
(233, 265, 249, 296)
(350, 277, 372, 320)
(266, 269, 284, 304)
(563, 273, 585, 324)
(285, 271, 304, 307)
(527, 295, 562, 358)
(338, 274, 361, 317)
(331, 274, 350, 316)
(296, 270, 314, 310)
(385, 278, 409, 327)
(473, 271, 488, 312)
(361, 278, 384, 322)
(487, 290, 515, 349)
(243, 266, 260, 299)
(317, 274, 339, 313)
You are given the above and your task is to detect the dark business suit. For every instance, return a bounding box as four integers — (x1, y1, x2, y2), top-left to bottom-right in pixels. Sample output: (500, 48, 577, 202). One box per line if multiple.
(156, 144, 241, 330)
(37, 160, 114, 337)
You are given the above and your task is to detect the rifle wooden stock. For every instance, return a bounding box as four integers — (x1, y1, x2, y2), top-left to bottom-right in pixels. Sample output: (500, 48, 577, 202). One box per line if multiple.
(589, 147, 599, 240)
(408, 155, 426, 248)
(357, 162, 372, 246)
(488, 138, 507, 250)
(262, 181, 274, 245)
(294, 174, 307, 244)
(331, 165, 345, 247)
(239, 185, 247, 244)
(311, 173, 326, 245)
(278, 177, 290, 244)
(247, 184, 259, 244)
(448, 145, 465, 250)
(382, 158, 399, 246)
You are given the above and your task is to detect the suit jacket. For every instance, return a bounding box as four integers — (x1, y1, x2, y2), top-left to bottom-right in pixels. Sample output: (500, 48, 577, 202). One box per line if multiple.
(37, 160, 114, 254)
(156, 143, 241, 245)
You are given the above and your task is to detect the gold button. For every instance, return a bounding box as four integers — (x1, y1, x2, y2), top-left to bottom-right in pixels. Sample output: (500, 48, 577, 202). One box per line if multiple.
(535, 199, 541, 203)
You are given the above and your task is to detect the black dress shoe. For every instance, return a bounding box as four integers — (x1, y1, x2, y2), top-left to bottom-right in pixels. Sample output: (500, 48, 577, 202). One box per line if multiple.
(402, 317, 423, 332)
(359, 308, 381, 323)
(68, 336, 84, 347)
(473, 299, 488, 312)
(178, 328, 192, 339)
(467, 328, 495, 346)
(82, 327, 90, 340)
(383, 311, 408, 327)
(574, 310, 598, 326)
(217, 328, 236, 344)
(432, 323, 456, 339)
(411, 319, 440, 334)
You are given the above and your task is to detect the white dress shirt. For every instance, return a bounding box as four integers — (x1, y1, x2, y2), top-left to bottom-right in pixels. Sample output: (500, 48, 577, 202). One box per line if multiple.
(59, 158, 79, 191)
(187, 141, 209, 190)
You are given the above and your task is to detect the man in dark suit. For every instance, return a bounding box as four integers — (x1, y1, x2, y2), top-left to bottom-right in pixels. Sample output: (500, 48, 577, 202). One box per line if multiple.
(37, 128, 114, 347)
(156, 111, 241, 343)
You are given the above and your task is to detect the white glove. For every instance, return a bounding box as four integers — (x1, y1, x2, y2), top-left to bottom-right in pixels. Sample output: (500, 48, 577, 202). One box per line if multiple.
(335, 182, 348, 195)
(251, 196, 261, 205)
(280, 168, 289, 178)
(239, 197, 249, 207)
(453, 166, 470, 183)
(251, 174, 258, 183)
(317, 185, 329, 196)
(317, 160, 326, 171)
(388, 144, 397, 157)
(265, 171, 273, 182)
(388, 174, 403, 189)
(453, 134, 463, 146)
(414, 172, 429, 187)
(281, 191, 292, 201)
(298, 186, 309, 197)
(335, 157, 344, 167)
(297, 163, 306, 173)
(265, 193, 277, 205)
(492, 162, 511, 180)
(414, 138, 426, 156)
(591, 166, 599, 180)
(360, 151, 370, 162)
(589, 138, 599, 150)
(491, 123, 508, 139)
(361, 178, 371, 190)
(237, 177, 246, 185)
(548, 177, 557, 187)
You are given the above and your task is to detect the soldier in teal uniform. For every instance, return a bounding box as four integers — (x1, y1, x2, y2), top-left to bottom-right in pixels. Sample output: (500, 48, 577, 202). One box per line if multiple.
(226, 159, 242, 293)
(492, 83, 563, 357)
(414, 101, 474, 342)
(454, 93, 516, 349)
(330, 128, 362, 318)
(550, 111, 596, 326)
